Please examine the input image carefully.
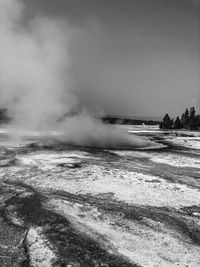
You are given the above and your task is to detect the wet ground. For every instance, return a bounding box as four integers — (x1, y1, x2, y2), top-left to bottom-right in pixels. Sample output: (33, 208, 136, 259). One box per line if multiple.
(0, 127, 200, 266)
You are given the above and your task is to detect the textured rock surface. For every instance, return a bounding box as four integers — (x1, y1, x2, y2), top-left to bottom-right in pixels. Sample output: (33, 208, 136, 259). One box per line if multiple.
(0, 127, 200, 266)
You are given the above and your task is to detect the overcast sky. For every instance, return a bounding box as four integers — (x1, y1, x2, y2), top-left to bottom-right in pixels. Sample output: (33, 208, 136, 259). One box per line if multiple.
(25, 0, 200, 118)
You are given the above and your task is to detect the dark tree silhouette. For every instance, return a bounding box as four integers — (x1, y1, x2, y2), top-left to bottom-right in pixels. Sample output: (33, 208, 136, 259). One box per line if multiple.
(0, 108, 10, 123)
(161, 106, 200, 130)
(180, 108, 190, 128)
(196, 115, 200, 127)
(189, 107, 198, 129)
(173, 116, 181, 129)
(159, 113, 173, 129)
(190, 107, 196, 119)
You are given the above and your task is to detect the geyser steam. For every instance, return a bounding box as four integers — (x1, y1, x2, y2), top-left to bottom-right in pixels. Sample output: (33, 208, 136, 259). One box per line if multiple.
(0, 0, 153, 149)
(0, 0, 74, 129)
(58, 114, 153, 149)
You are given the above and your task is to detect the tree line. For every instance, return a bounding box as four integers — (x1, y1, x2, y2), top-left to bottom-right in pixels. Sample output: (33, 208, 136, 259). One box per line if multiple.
(159, 107, 200, 130)
(102, 117, 159, 125)
(0, 108, 10, 123)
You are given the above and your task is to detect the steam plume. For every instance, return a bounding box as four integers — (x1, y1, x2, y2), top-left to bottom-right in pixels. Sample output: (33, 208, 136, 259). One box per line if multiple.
(58, 114, 153, 149)
(0, 0, 154, 149)
(0, 0, 74, 129)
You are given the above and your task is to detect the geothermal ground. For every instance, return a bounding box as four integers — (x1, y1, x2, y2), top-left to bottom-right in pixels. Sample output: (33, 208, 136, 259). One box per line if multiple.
(0, 126, 200, 267)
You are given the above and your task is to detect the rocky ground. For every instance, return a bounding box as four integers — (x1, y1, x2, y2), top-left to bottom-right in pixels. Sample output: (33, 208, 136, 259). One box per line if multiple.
(0, 126, 200, 266)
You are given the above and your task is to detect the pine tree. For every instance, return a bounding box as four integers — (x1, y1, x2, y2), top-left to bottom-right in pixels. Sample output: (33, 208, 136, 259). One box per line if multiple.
(196, 115, 200, 127)
(180, 108, 190, 128)
(160, 113, 173, 129)
(160, 106, 200, 131)
(190, 107, 196, 119)
(184, 108, 190, 127)
(189, 107, 197, 129)
(180, 113, 185, 128)
(173, 116, 181, 129)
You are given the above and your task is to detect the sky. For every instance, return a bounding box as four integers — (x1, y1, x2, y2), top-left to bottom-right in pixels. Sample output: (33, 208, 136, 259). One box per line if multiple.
(6, 0, 200, 118)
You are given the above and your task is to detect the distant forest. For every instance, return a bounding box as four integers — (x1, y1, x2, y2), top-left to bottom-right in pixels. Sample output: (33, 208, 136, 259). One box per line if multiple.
(102, 116, 160, 125)
(160, 107, 200, 130)
(0, 108, 10, 123)
(0, 108, 160, 126)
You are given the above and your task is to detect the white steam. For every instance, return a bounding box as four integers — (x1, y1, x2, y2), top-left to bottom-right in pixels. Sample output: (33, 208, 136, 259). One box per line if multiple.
(0, 0, 154, 149)
(0, 0, 74, 128)
(58, 115, 153, 149)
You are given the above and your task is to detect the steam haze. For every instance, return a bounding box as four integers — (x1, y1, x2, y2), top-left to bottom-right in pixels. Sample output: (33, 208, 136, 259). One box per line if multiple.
(0, 0, 155, 149)
(1, 0, 200, 120)
(26, 0, 200, 117)
(0, 0, 76, 129)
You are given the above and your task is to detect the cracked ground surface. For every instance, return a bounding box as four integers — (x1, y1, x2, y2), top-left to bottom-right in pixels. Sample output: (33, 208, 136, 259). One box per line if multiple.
(0, 127, 200, 266)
